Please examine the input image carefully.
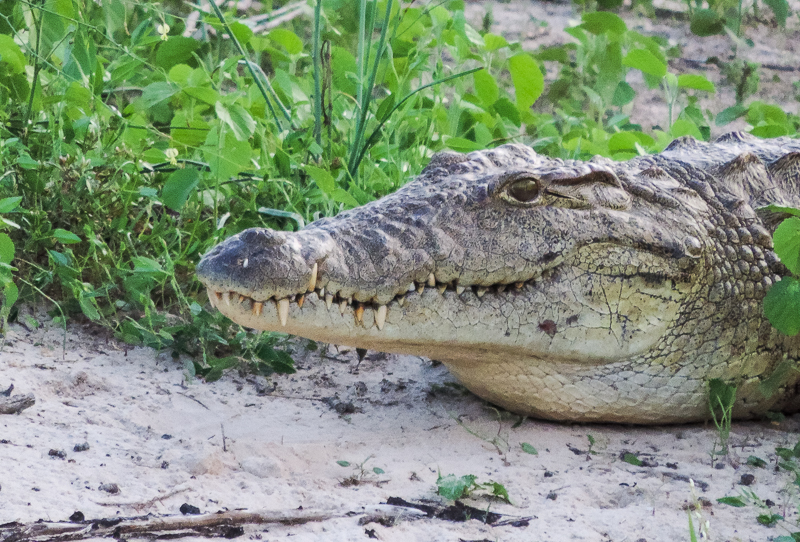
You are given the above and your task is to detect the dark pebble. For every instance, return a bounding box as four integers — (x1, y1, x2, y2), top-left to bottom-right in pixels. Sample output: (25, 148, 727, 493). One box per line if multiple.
(180, 503, 201, 515)
(69, 511, 85, 523)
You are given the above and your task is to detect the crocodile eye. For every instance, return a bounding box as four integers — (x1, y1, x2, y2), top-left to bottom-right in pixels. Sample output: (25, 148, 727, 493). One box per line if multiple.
(506, 178, 540, 203)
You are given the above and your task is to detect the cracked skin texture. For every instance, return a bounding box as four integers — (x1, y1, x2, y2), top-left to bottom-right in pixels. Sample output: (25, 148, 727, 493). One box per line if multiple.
(197, 132, 800, 424)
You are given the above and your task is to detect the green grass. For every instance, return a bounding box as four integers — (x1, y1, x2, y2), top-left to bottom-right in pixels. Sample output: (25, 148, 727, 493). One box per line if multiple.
(0, 0, 797, 377)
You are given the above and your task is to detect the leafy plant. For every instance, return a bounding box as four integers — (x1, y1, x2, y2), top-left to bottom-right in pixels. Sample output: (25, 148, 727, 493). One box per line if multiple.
(436, 473, 511, 503)
(707, 378, 736, 458)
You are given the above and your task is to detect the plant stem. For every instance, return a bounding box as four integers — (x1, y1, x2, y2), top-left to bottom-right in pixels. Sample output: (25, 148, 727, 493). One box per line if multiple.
(312, 0, 322, 150)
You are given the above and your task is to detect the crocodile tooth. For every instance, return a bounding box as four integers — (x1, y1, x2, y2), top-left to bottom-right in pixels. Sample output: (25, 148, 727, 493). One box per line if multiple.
(252, 301, 263, 316)
(427, 273, 436, 287)
(354, 304, 364, 324)
(476, 287, 487, 298)
(277, 298, 289, 326)
(416, 283, 425, 294)
(496, 284, 506, 293)
(319, 287, 325, 298)
(515, 282, 524, 289)
(231, 293, 241, 304)
(222, 292, 231, 306)
(297, 294, 305, 308)
(207, 288, 217, 308)
(308, 263, 318, 292)
(397, 295, 405, 307)
(456, 285, 465, 295)
(407, 283, 416, 293)
(437, 284, 447, 295)
(340, 300, 348, 314)
(375, 305, 387, 330)
(325, 293, 334, 310)
(243, 258, 249, 268)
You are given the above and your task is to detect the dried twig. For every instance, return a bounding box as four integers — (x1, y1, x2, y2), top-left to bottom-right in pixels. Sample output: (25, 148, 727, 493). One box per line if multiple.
(0, 505, 426, 542)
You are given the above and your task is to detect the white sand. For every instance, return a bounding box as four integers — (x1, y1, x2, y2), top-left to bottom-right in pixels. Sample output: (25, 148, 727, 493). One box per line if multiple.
(2, 317, 800, 541)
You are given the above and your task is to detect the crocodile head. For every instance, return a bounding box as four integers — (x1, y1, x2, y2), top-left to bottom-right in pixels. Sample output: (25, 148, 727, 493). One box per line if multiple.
(197, 135, 800, 423)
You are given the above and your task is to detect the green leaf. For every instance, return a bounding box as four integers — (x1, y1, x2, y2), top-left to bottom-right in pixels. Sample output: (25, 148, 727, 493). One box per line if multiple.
(483, 33, 509, 51)
(269, 28, 303, 54)
(764, 277, 800, 335)
(305, 166, 336, 195)
(373, 467, 385, 475)
(156, 37, 200, 70)
(2, 280, 18, 308)
(53, 229, 81, 244)
(78, 291, 101, 321)
(215, 102, 256, 141)
(520, 442, 538, 455)
(764, 0, 789, 26)
(747, 455, 767, 467)
(508, 54, 544, 111)
(717, 496, 746, 507)
(690, 9, 725, 36)
(0, 34, 25, 74)
(375, 94, 396, 122)
(445, 137, 482, 153)
(493, 98, 521, 127)
(141, 81, 178, 108)
(228, 21, 253, 46)
(774, 217, 800, 274)
(622, 49, 667, 78)
(622, 453, 643, 466)
(488, 482, 511, 503)
(437, 474, 477, 500)
(336, 460, 350, 467)
(0, 233, 13, 264)
(473, 69, 499, 108)
(756, 513, 783, 527)
(332, 188, 361, 209)
(677, 74, 716, 93)
(716, 105, 748, 126)
(132, 256, 165, 274)
(0, 197, 22, 214)
(580, 12, 627, 36)
(162, 168, 200, 211)
(612, 81, 636, 107)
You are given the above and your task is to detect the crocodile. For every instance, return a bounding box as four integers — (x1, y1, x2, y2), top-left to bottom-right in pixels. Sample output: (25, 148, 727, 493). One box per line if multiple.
(197, 132, 800, 423)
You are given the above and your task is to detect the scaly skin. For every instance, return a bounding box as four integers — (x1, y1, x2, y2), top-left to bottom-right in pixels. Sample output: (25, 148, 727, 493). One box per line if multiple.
(197, 132, 800, 423)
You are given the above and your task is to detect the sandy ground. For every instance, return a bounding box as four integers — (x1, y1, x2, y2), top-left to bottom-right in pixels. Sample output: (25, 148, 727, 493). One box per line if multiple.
(4, 316, 800, 542)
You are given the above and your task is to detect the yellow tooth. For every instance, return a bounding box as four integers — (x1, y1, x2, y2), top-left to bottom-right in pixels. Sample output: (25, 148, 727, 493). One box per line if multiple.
(496, 285, 506, 293)
(222, 292, 231, 305)
(427, 273, 435, 287)
(456, 285, 465, 295)
(340, 300, 348, 315)
(319, 287, 325, 298)
(308, 263, 318, 292)
(297, 294, 305, 308)
(232, 293, 241, 304)
(243, 257, 249, 268)
(407, 283, 416, 293)
(253, 301, 263, 316)
(354, 304, 364, 324)
(438, 284, 447, 295)
(515, 282, 524, 289)
(397, 295, 405, 307)
(326, 293, 334, 310)
(476, 287, 487, 298)
(277, 298, 289, 326)
(375, 305, 387, 330)
(416, 283, 425, 294)
(207, 288, 217, 308)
